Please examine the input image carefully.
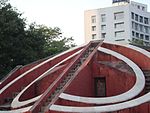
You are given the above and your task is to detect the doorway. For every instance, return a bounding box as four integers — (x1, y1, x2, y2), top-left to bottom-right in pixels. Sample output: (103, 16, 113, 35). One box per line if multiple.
(94, 77, 106, 97)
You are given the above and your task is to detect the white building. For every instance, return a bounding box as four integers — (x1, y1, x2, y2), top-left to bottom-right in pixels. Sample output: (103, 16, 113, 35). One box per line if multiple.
(84, 0, 150, 46)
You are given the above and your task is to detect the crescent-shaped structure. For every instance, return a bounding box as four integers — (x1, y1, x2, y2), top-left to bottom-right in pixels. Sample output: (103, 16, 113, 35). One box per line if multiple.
(0, 40, 150, 113)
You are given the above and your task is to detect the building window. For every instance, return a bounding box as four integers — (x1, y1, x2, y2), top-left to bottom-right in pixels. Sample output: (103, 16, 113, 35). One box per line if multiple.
(115, 31, 125, 38)
(131, 12, 134, 19)
(144, 26, 149, 34)
(136, 32, 139, 38)
(142, 7, 145, 11)
(140, 34, 144, 39)
(144, 17, 149, 24)
(91, 16, 96, 23)
(101, 33, 106, 38)
(92, 34, 96, 39)
(145, 35, 149, 40)
(115, 22, 124, 29)
(135, 23, 139, 31)
(135, 14, 138, 21)
(137, 5, 140, 9)
(132, 31, 135, 36)
(144, 42, 150, 46)
(139, 24, 143, 32)
(132, 21, 135, 29)
(139, 16, 143, 23)
(92, 26, 96, 31)
(101, 14, 106, 22)
(114, 12, 124, 20)
(101, 25, 106, 30)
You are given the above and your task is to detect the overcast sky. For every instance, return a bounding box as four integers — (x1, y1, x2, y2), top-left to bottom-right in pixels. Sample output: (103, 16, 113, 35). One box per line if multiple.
(10, 0, 150, 45)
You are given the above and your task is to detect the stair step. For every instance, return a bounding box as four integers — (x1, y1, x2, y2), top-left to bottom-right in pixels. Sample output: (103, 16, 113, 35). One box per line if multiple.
(145, 74, 150, 77)
(84, 53, 89, 57)
(40, 106, 47, 112)
(88, 50, 93, 54)
(145, 91, 149, 93)
(81, 58, 86, 63)
(145, 78, 150, 82)
(41, 106, 46, 111)
(144, 71, 150, 76)
(66, 76, 71, 80)
(146, 82, 150, 85)
(74, 64, 80, 69)
(44, 101, 50, 106)
(47, 97, 52, 102)
(72, 67, 77, 71)
(69, 73, 74, 76)
(70, 69, 75, 73)
(145, 76, 150, 78)
(56, 86, 62, 90)
(60, 81, 66, 86)
(90, 47, 95, 50)
(145, 88, 150, 91)
(145, 73, 150, 75)
(54, 89, 59, 95)
(146, 86, 150, 89)
(144, 71, 150, 74)
(43, 91, 60, 110)
(86, 49, 90, 53)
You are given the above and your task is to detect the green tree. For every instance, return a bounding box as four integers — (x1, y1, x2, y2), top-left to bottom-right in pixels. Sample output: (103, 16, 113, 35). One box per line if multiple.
(0, 1, 76, 79)
(0, 1, 27, 78)
(26, 24, 76, 57)
(129, 39, 144, 46)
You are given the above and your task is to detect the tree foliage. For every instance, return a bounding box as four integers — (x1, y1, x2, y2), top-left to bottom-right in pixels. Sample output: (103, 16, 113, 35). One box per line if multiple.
(0, 1, 27, 78)
(0, 1, 76, 79)
(27, 24, 76, 57)
(129, 39, 144, 46)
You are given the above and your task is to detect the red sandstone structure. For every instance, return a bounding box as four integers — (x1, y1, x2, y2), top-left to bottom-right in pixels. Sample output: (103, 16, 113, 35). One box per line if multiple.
(0, 40, 150, 113)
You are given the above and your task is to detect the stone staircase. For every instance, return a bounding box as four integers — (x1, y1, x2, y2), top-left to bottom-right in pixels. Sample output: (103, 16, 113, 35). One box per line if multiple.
(144, 70, 150, 93)
(37, 41, 103, 113)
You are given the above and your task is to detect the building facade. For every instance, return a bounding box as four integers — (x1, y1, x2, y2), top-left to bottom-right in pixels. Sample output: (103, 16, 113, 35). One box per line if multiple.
(84, 0, 150, 46)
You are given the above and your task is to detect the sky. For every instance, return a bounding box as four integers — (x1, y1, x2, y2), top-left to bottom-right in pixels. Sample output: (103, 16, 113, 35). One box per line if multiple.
(10, 0, 150, 45)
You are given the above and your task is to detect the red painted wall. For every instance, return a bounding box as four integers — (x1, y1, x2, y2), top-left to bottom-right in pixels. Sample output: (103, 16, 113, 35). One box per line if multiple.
(1, 43, 150, 113)
(65, 63, 93, 97)
(17, 54, 78, 102)
(92, 52, 135, 97)
(102, 43, 150, 70)
(0, 47, 83, 104)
